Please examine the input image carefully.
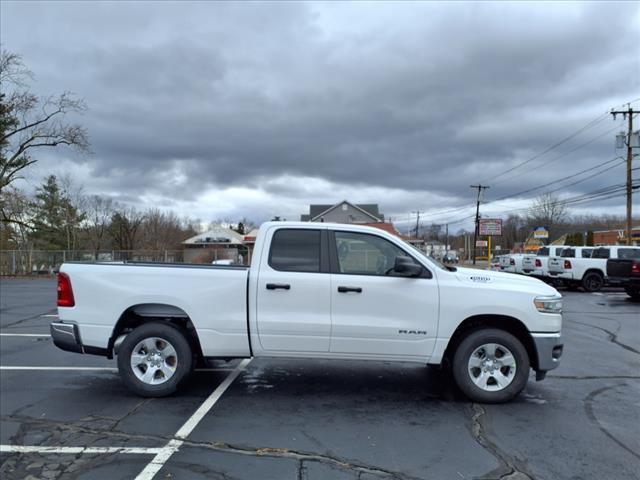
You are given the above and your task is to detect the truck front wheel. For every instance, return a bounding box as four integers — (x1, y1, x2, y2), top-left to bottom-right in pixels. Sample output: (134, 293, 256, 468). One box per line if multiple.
(452, 329, 529, 403)
(117, 322, 193, 397)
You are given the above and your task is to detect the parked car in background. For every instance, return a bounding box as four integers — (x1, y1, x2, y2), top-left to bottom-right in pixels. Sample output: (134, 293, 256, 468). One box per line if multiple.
(556, 246, 640, 292)
(521, 246, 569, 279)
(442, 253, 459, 264)
(548, 247, 594, 288)
(490, 255, 503, 271)
(606, 250, 640, 300)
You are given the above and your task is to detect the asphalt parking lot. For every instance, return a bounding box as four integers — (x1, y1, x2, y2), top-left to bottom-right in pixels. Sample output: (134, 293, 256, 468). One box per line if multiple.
(0, 277, 638, 480)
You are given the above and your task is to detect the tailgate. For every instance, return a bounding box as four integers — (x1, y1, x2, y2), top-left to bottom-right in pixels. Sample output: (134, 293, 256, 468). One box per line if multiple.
(548, 257, 563, 273)
(607, 259, 633, 277)
(522, 257, 536, 271)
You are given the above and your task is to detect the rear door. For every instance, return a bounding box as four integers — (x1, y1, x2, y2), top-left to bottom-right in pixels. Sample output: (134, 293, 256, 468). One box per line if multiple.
(255, 227, 331, 352)
(328, 230, 439, 359)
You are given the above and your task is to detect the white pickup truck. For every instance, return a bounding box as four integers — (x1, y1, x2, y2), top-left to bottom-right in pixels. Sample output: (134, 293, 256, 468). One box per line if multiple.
(521, 245, 569, 279)
(552, 245, 640, 292)
(51, 222, 563, 403)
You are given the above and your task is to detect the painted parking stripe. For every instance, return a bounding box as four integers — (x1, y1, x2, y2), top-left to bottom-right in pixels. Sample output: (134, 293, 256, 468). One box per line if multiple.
(0, 445, 162, 455)
(0, 366, 234, 372)
(41, 314, 59, 317)
(0, 333, 51, 337)
(134, 358, 251, 480)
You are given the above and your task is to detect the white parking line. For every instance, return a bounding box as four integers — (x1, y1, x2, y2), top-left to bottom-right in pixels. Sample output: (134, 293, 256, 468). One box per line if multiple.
(0, 445, 162, 455)
(0, 333, 51, 337)
(134, 358, 251, 480)
(41, 314, 59, 317)
(0, 366, 235, 372)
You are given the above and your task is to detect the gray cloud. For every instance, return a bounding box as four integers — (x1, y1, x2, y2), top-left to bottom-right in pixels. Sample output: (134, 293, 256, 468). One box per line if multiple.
(2, 1, 638, 226)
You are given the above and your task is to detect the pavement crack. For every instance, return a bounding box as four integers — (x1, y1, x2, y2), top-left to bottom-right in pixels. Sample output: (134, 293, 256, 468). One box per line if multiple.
(0, 414, 417, 479)
(583, 384, 640, 461)
(467, 404, 535, 480)
(567, 319, 640, 355)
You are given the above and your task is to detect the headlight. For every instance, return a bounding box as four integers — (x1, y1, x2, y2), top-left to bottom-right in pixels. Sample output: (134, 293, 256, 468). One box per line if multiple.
(534, 296, 563, 314)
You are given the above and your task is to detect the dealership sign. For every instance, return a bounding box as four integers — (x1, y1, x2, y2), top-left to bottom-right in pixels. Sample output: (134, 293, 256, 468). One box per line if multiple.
(533, 226, 549, 239)
(476, 240, 488, 247)
(479, 218, 502, 236)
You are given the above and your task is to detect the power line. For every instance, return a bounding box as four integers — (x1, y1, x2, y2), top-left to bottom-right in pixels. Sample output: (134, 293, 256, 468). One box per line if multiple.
(478, 112, 610, 184)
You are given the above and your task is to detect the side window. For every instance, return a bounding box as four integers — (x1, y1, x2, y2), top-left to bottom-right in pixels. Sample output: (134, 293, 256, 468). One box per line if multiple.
(538, 247, 549, 256)
(269, 229, 321, 272)
(561, 249, 575, 258)
(617, 248, 640, 260)
(591, 248, 610, 259)
(582, 249, 593, 258)
(334, 231, 418, 276)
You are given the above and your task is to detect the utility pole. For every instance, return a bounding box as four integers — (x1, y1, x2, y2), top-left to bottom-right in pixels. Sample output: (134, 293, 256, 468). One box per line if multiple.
(611, 106, 636, 245)
(470, 185, 490, 265)
(412, 210, 423, 239)
(445, 223, 449, 255)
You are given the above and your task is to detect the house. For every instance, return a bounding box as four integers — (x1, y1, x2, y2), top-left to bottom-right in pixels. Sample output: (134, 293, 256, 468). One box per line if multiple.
(300, 201, 384, 223)
(182, 224, 248, 264)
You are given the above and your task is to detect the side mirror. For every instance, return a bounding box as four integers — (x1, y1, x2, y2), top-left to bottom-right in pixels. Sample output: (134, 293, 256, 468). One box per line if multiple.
(393, 256, 422, 277)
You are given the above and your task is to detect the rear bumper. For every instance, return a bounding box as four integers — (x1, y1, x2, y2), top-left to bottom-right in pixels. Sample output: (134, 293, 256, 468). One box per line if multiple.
(607, 276, 640, 286)
(50, 321, 108, 356)
(532, 332, 563, 375)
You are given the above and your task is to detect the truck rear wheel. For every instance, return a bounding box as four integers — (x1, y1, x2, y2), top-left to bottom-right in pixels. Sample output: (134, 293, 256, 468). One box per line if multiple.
(452, 329, 529, 404)
(117, 322, 192, 397)
(582, 271, 604, 292)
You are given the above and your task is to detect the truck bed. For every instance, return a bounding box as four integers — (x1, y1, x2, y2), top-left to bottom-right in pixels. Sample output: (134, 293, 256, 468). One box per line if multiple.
(58, 262, 252, 357)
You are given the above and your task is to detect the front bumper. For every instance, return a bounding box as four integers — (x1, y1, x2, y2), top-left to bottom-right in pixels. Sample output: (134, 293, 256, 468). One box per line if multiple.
(532, 332, 563, 377)
(50, 321, 83, 353)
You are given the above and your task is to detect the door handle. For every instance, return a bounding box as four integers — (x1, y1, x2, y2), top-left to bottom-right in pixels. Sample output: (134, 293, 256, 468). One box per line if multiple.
(266, 283, 291, 290)
(338, 286, 362, 293)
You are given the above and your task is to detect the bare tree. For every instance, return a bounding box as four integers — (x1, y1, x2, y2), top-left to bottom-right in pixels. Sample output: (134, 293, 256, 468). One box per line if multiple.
(110, 206, 144, 252)
(83, 195, 114, 255)
(0, 49, 90, 193)
(527, 193, 567, 239)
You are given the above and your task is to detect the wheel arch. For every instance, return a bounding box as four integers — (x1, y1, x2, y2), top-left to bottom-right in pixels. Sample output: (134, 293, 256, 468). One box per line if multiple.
(106, 303, 203, 361)
(583, 268, 604, 278)
(443, 314, 539, 370)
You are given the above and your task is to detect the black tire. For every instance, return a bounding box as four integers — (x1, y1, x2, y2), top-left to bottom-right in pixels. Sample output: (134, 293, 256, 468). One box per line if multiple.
(117, 322, 192, 397)
(582, 271, 604, 292)
(624, 286, 640, 301)
(452, 328, 530, 404)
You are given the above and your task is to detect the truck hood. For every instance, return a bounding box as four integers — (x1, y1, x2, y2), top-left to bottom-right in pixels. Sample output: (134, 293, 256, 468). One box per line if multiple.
(453, 266, 560, 297)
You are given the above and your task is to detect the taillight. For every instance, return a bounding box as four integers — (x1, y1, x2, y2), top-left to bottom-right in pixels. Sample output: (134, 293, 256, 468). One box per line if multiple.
(632, 262, 640, 274)
(564, 260, 572, 269)
(57, 273, 75, 307)
(510, 259, 515, 265)
(535, 259, 542, 267)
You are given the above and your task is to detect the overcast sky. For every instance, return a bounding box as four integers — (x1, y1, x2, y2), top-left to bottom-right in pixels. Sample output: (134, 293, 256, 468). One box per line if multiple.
(2, 1, 639, 231)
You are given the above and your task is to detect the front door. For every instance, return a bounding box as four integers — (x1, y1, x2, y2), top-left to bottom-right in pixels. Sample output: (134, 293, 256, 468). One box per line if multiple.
(329, 230, 439, 359)
(256, 227, 331, 352)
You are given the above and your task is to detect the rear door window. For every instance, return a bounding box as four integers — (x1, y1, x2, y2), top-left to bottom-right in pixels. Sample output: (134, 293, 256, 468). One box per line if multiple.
(581, 249, 593, 258)
(591, 248, 610, 259)
(269, 229, 321, 272)
(537, 247, 549, 256)
(561, 249, 575, 258)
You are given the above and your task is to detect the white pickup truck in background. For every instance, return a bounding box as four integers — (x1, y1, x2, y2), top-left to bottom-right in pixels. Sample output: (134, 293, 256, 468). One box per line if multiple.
(521, 245, 568, 279)
(554, 245, 640, 292)
(51, 222, 564, 403)
(499, 254, 530, 274)
(548, 247, 594, 289)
